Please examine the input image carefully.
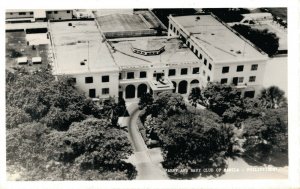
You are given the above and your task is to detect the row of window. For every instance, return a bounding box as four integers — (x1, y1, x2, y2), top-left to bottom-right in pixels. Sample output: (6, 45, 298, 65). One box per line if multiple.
(222, 64, 258, 74)
(89, 88, 109, 98)
(47, 10, 71, 14)
(220, 76, 256, 84)
(15, 12, 34, 15)
(72, 75, 110, 84)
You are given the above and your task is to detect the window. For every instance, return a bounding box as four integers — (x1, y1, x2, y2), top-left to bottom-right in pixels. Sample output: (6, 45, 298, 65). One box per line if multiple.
(199, 54, 202, 59)
(19, 12, 26, 15)
(204, 59, 207, 65)
(54, 11, 58, 14)
(207, 76, 211, 82)
(238, 77, 244, 83)
(102, 88, 109, 95)
(127, 72, 134, 79)
(208, 63, 212, 70)
(195, 50, 198, 56)
(192, 67, 199, 74)
(237, 65, 244, 72)
(251, 64, 258, 71)
(89, 89, 96, 98)
(85, 77, 93, 83)
(119, 73, 122, 80)
(140, 71, 147, 78)
(244, 91, 255, 98)
(71, 78, 76, 84)
(169, 69, 176, 76)
(221, 78, 227, 84)
(222, 66, 229, 73)
(67, 10, 71, 13)
(249, 76, 256, 82)
(191, 45, 194, 52)
(181, 68, 188, 75)
(102, 75, 109, 82)
(47, 11, 52, 14)
(30, 12, 34, 15)
(177, 30, 179, 35)
(170, 24, 173, 30)
(173, 27, 176, 33)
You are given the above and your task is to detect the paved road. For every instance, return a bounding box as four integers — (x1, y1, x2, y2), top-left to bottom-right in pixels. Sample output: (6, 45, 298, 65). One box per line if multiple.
(125, 103, 169, 180)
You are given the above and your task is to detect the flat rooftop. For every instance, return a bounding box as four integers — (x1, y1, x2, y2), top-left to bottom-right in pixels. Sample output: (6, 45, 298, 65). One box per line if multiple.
(170, 15, 267, 62)
(94, 10, 165, 33)
(49, 21, 117, 75)
(109, 37, 200, 68)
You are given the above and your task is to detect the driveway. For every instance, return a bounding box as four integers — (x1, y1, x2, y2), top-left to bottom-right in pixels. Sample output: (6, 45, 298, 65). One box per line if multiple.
(124, 102, 169, 180)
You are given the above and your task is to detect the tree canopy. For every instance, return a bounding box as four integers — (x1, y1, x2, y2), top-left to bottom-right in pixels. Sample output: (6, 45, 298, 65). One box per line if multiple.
(6, 68, 136, 180)
(232, 24, 279, 56)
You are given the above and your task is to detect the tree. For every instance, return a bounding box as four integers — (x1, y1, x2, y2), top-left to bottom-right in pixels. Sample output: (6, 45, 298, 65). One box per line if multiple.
(152, 110, 235, 178)
(202, 82, 242, 118)
(258, 86, 287, 109)
(138, 93, 154, 110)
(203, 8, 250, 23)
(188, 87, 204, 107)
(232, 24, 279, 56)
(44, 118, 136, 180)
(242, 107, 288, 167)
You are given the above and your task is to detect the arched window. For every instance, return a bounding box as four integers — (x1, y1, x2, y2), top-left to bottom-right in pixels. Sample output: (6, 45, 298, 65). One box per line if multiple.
(137, 84, 147, 98)
(178, 80, 188, 94)
(172, 81, 177, 93)
(125, 85, 135, 99)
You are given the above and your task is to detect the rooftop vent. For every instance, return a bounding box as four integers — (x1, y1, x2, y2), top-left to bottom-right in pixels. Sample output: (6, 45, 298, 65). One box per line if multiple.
(68, 23, 72, 26)
(211, 33, 215, 35)
(236, 50, 242, 54)
(80, 61, 85, 65)
(196, 16, 200, 21)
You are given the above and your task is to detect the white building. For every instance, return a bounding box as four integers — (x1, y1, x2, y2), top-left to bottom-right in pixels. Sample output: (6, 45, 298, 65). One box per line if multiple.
(49, 12, 270, 101)
(168, 14, 269, 98)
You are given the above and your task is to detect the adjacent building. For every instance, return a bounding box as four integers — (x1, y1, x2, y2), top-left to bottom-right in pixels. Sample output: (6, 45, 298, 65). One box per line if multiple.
(168, 14, 269, 98)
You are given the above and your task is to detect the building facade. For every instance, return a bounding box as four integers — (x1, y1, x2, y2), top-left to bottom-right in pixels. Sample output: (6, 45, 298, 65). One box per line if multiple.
(168, 14, 269, 98)
(49, 12, 269, 101)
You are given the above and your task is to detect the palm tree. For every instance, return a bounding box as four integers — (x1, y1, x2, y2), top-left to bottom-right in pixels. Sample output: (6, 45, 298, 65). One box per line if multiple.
(259, 86, 287, 109)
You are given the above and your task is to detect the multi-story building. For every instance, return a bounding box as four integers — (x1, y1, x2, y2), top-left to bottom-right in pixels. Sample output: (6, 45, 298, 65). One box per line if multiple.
(6, 10, 35, 23)
(46, 10, 73, 20)
(168, 14, 269, 97)
(48, 11, 269, 101)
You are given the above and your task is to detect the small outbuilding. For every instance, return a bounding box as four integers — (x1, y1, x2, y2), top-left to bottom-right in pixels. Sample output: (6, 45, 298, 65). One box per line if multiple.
(17, 57, 28, 64)
(32, 56, 42, 64)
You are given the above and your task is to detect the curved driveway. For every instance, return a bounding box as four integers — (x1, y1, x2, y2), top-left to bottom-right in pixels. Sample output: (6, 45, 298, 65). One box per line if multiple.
(125, 103, 168, 180)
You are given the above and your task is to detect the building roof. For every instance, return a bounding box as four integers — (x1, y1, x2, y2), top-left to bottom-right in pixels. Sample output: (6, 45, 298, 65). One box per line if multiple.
(170, 15, 267, 62)
(95, 13, 150, 32)
(109, 37, 200, 68)
(17, 57, 28, 63)
(49, 21, 118, 75)
(131, 40, 165, 51)
(32, 57, 42, 62)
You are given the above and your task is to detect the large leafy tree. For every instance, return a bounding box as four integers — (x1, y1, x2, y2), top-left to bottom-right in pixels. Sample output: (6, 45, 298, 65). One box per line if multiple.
(242, 107, 288, 167)
(138, 92, 154, 110)
(202, 82, 242, 118)
(232, 24, 279, 56)
(44, 118, 136, 180)
(152, 110, 236, 178)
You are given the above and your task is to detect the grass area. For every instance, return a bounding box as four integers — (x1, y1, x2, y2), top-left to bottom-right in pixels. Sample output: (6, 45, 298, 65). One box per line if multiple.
(6, 31, 51, 72)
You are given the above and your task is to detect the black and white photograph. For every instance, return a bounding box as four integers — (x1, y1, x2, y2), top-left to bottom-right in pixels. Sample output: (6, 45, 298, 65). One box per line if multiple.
(1, 1, 300, 188)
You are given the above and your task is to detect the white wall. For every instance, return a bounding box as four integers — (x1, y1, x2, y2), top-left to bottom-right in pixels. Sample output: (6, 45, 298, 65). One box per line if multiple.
(71, 72, 119, 100)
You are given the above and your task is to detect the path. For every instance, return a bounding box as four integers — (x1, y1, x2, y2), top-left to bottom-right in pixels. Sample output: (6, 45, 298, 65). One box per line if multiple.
(124, 102, 169, 180)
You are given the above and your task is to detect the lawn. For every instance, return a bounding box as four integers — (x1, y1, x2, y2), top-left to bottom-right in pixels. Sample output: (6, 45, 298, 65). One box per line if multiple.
(6, 31, 51, 72)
